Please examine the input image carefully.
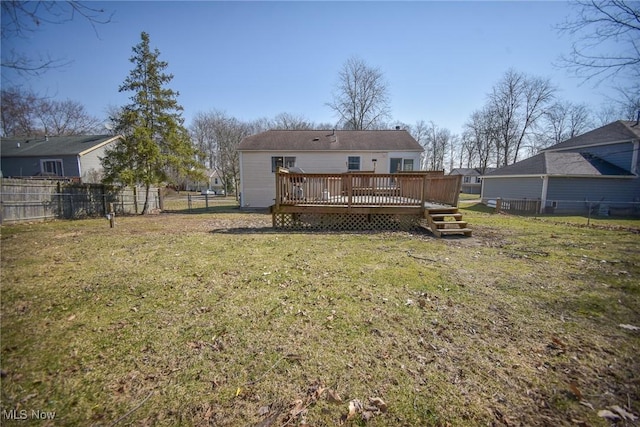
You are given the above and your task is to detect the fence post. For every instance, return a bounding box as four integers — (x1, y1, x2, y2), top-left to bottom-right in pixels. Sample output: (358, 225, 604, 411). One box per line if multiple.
(495, 197, 502, 213)
(57, 181, 63, 219)
(205, 193, 209, 210)
(188, 194, 192, 212)
(108, 203, 115, 228)
(133, 187, 138, 215)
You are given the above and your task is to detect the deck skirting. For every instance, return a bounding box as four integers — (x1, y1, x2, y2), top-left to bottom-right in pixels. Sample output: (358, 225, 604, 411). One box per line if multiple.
(273, 211, 424, 231)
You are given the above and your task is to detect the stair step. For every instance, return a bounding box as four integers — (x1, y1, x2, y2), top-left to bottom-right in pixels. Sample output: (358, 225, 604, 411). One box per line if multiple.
(427, 208, 459, 213)
(439, 228, 473, 235)
(433, 221, 468, 228)
(430, 213, 463, 220)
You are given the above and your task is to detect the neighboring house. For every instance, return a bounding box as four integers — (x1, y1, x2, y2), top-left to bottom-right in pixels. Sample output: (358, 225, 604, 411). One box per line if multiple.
(450, 168, 495, 194)
(237, 129, 424, 208)
(185, 169, 226, 194)
(1, 135, 122, 183)
(482, 120, 640, 214)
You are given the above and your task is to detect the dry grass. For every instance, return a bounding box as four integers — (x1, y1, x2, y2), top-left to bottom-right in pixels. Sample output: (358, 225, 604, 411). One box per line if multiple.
(1, 202, 639, 426)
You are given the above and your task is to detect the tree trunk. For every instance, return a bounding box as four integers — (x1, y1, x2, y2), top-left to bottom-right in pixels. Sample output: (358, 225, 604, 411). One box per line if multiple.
(141, 183, 151, 214)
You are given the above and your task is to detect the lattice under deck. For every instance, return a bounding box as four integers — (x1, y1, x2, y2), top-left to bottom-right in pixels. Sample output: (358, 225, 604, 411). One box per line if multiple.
(273, 212, 423, 231)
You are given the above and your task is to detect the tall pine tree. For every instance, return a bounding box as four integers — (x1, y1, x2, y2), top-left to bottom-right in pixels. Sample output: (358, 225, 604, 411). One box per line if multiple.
(102, 31, 202, 213)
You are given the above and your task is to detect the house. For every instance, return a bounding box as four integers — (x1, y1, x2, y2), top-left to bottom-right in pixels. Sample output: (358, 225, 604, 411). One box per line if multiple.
(481, 120, 640, 215)
(450, 168, 495, 194)
(184, 169, 226, 194)
(0, 134, 122, 183)
(237, 129, 424, 208)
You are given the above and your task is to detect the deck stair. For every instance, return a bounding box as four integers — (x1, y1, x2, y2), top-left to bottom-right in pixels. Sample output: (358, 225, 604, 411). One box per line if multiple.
(424, 207, 472, 237)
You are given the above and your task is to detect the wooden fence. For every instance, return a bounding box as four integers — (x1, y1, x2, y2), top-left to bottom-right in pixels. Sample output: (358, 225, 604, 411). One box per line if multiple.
(0, 179, 161, 224)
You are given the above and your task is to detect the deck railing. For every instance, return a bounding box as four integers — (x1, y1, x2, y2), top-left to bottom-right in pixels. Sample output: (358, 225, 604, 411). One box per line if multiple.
(274, 169, 461, 210)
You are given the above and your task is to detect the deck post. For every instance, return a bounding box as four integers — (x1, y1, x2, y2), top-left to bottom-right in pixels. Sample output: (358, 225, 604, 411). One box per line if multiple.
(347, 174, 353, 208)
(420, 175, 427, 215)
(273, 168, 282, 225)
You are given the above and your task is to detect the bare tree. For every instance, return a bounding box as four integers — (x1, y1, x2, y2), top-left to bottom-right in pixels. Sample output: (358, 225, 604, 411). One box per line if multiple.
(189, 110, 250, 197)
(488, 69, 556, 165)
(190, 111, 218, 169)
(536, 101, 592, 149)
(327, 56, 391, 130)
(422, 122, 451, 171)
(1, 87, 39, 136)
(463, 108, 499, 173)
(557, 1, 640, 85)
(1, 87, 102, 136)
(1, 1, 112, 77)
(36, 99, 102, 135)
(270, 112, 314, 130)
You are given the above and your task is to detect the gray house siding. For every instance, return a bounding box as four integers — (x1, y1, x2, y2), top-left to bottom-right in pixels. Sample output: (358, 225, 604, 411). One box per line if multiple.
(1, 155, 80, 178)
(546, 177, 640, 213)
(559, 142, 635, 172)
(482, 177, 543, 200)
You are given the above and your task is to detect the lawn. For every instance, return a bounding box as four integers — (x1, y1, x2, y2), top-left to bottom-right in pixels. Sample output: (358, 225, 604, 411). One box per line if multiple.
(1, 202, 638, 426)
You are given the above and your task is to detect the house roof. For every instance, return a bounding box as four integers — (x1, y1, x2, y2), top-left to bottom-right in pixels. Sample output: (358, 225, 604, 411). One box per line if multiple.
(484, 151, 634, 177)
(238, 130, 424, 152)
(1, 135, 121, 157)
(544, 120, 640, 151)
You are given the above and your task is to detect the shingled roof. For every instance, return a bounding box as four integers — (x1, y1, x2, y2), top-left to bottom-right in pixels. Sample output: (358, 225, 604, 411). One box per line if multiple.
(484, 151, 633, 177)
(544, 120, 640, 152)
(238, 130, 423, 152)
(1, 135, 120, 157)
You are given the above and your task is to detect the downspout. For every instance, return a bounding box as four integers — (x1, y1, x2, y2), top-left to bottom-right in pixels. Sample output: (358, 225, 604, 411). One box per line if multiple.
(540, 175, 549, 214)
(238, 151, 244, 207)
(631, 140, 639, 175)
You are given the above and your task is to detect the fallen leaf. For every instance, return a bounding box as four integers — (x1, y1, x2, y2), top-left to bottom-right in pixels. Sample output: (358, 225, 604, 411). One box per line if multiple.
(258, 405, 270, 416)
(551, 336, 566, 348)
(327, 388, 342, 404)
(67, 314, 76, 321)
(610, 405, 638, 421)
(347, 399, 363, 420)
(368, 397, 388, 412)
(362, 410, 374, 421)
(290, 399, 305, 418)
(568, 382, 582, 400)
(579, 400, 594, 410)
(597, 409, 621, 420)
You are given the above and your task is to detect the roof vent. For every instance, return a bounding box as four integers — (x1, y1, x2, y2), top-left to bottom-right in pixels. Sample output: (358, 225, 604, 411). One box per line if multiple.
(395, 126, 401, 130)
(312, 137, 320, 141)
(16, 142, 21, 148)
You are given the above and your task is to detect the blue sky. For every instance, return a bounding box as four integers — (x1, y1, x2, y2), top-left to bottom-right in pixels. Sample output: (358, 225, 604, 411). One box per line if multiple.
(1, 1, 624, 135)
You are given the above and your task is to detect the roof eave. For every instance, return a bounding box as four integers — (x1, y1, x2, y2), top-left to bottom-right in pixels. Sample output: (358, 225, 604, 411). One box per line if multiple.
(77, 135, 122, 156)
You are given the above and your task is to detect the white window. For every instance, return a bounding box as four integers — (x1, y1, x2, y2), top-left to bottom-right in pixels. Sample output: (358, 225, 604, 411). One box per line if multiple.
(391, 158, 415, 172)
(347, 156, 360, 171)
(272, 156, 296, 172)
(40, 159, 64, 177)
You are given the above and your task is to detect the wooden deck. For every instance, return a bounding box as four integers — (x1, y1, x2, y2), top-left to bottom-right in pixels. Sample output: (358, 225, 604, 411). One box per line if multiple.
(271, 169, 471, 236)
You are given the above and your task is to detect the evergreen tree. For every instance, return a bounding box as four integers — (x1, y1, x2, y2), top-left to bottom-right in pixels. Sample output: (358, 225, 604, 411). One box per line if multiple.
(102, 31, 202, 213)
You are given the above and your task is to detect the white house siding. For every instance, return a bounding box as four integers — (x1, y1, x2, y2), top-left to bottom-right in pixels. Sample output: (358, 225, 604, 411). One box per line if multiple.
(481, 176, 543, 201)
(80, 145, 110, 183)
(240, 150, 422, 208)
